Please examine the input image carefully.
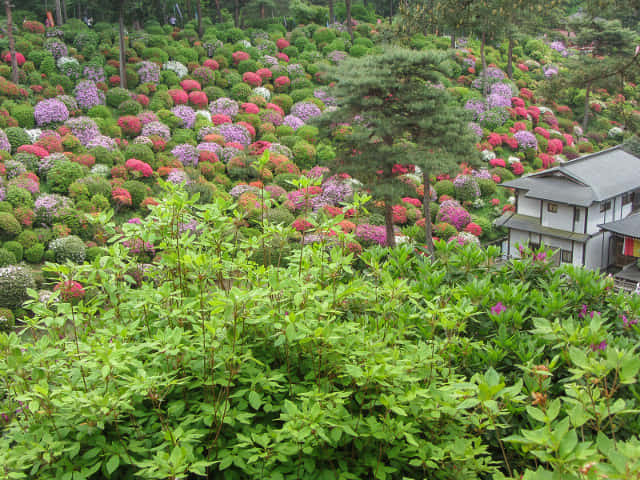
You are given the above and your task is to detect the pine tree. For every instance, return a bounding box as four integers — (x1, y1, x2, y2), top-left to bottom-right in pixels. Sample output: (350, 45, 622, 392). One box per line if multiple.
(317, 47, 480, 251)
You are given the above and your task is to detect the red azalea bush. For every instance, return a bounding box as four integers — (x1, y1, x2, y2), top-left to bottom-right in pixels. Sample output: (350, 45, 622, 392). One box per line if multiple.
(242, 72, 262, 87)
(73, 154, 96, 168)
(211, 114, 232, 125)
(534, 127, 550, 139)
(292, 218, 313, 232)
(3, 52, 25, 66)
(168, 89, 189, 105)
(490, 158, 506, 168)
(54, 280, 86, 302)
(232, 51, 250, 64)
(392, 205, 408, 224)
(511, 162, 524, 175)
(180, 79, 201, 92)
(17, 145, 48, 158)
(488, 133, 502, 147)
(203, 59, 219, 70)
(256, 68, 272, 80)
(276, 52, 289, 62)
(274, 76, 290, 90)
(125, 158, 153, 177)
(465, 222, 482, 237)
(266, 103, 284, 116)
(118, 115, 143, 136)
(276, 38, 290, 50)
(241, 102, 260, 114)
(189, 91, 208, 108)
(135, 94, 149, 106)
(112, 188, 132, 207)
(547, 138, 563, 155)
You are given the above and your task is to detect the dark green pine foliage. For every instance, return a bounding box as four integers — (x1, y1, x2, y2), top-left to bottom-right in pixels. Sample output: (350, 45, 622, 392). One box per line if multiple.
(317, 47, 480, 251)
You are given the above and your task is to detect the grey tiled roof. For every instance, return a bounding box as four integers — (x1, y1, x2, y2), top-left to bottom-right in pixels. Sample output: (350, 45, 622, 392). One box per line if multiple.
(495, 212, 590, 242)
(599, 213, 640, 239)
(501, 146, 640, 207)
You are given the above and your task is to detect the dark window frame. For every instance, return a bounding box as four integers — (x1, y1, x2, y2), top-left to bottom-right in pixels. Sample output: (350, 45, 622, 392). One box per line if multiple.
(561, 249, 573, 263)
(547, 203, 558, 213)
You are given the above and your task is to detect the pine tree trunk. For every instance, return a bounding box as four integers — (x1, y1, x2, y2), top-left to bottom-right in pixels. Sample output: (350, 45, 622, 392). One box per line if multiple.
(119, 8, 127, 89)
(582, 83, 591, 132)
(5, 0, 18, 85)
(507, 36, 514, 79)
(55, 0, 63, 25)
(196, 0, 203, 36)
(423, 170, 434, 255)
(389, 0, 393, 17)
(384, 201, 396, 248)
(481, 31, 488, 96)
(62, 0, 67, 22)
(215, 0, 222, 23)
(450, 33, 455, 49)
(328, 0, 334, 24)
(260, 3, 265, 19)
(186, 0, 192, 20)
(346, 0, 353, 41)
(234, 0, 240, 27)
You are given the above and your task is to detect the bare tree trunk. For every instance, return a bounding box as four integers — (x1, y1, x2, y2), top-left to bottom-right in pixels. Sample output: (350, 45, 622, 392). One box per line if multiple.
(507, 36, 514, 79)
(260, 2, 265, 19)
(55, 0, 63, 25)
(346, 0, 353, 41)
(450, 32, 455, 49)
(422, 170, 434, 255)
(196, 0, 203, 36)
(384, 201, 396, 248)
(481, 31, 488, 96)
(186, 0, 192, 20)
(5, 0, 18, 85)
(582, 83, 591, 132)
(62, 0, 67, 22)
(119, 7, 127, 89)
(215, 0, 222, 23)
(328, 0, 334, 23)
(234, 0, 240, 27)
(389, 0, 393, 17)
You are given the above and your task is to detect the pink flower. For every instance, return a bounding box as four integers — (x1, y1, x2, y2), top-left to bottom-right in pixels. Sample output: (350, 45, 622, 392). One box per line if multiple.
(491, 302, 507, 315)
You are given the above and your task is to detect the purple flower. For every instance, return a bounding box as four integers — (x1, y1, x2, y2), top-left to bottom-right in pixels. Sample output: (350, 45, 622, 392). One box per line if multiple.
(83, 65, 106, 83)
(171, 105, 197, 129)
(578, 304, 588, 318)
(0, 130, 11, 152)
(137, 61, 160, 85)
(167, 169, 191, 185)
(229, 184, 258, 198)
(138, 111, 159, 125)
(622, 315, 638, 328)
(355, 223, 387, 246)
(34, 99, 69, 125)
(468, 122, 482, 139)
(197, 142, 222, 155)
(314, 89, 337, 107)
(45, 39, 68, 59)
(436, 200, 471, 231)
(514, 130, 538, 150)
(87, 135, 117, 151)
(209, 97, 239, 117)
(590, 340, 607, 352)
(34, 193, 71, 225)
(73, 80, 105, 110)
(217, 123, 251, 146)
(283, 115, 305, 130)
(171, 144, 200, 167)
(311, 176, 353, 211)
(491, 302, 507, 315)
(141, 121, 171, 141)
(291, 102, 322, 122)
(64, 116, 100, 146)
(464, 99, 486, 121)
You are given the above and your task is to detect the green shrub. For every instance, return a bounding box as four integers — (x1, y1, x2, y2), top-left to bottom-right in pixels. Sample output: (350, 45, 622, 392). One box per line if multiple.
(292, 140, 316, 169)
(24, 243, 44, 263)
(47, 160, 86, 194)
(0, 265, 34, 309)
(231, 83, 253, 101)
(265, 207, 295, 226)
(124, 144, 155, 164)
(5, 127, 31, 152)
(6, 186, 33, 208)
(11, 105, 35, 128)
(272, 94, 293, 114)
(3, 241, 23, 262)
(0, 212, 21, 240)
(48, 235, 86, 264)
(0, 248, 16, 267)
(122, 180, 150, 208)
(434, 180, 454, 197)
(477, 178, 497, 197)
(0, 307, 14, 330)
(490, 166, 515, 181)
(86, 246, 107, 262)
(118, 99, 142, 116)
(106, 87, 131, 108)
(17, 230, 38, 249)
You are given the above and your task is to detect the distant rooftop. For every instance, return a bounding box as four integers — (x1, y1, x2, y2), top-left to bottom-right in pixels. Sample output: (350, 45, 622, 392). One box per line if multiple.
(501, 146, 640, 207)
(599, 213, 640, 239)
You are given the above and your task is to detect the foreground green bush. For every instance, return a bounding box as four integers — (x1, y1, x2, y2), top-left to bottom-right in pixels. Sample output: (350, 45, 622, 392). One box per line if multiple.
(1, 188, 640, 480)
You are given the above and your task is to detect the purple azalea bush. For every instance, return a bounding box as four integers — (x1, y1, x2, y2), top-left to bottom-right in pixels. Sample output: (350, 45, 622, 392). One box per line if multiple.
(171, 144, 200, 167)
(34, 99, 69, 126)
(514, 130, 538, 150)
(137, 61, 160, 85)
(141, 121, 171, 141)
(217, 124, 251, 146)
(209, 97, 239, 117)
(291, 102, 322, 122)
(73, 80, 105, 110)
(171, 105, 197, 129)
(64, 116, 100, 146)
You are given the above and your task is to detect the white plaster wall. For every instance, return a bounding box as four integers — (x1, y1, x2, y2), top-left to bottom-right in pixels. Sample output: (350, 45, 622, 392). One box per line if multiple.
(585, 233, 610, 271)
(573, 242, 585, 266)
(517, 194, 540, 218)
(541, 201, 574, 230)
(587, 203, 607, 235)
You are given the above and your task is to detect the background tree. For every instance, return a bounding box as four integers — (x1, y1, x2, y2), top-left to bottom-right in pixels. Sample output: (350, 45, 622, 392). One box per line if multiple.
(318, 47, 480, 250)
(4, 0, 18, 84)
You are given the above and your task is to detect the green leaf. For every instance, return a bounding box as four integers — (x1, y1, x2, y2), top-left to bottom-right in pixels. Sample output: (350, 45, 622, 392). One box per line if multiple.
(105, 455, 119, 476)
(248, 391, 262, 410)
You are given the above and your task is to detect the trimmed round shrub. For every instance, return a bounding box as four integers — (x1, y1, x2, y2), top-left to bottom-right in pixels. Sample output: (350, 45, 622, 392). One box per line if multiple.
(434, 180, 454, 197)
(0, 212, 21, 239)
(48, 235, 86, 263)
(17, 230, 38, 249)
(0, 248, 17, 267)
(5, 127, 31, 152)
(11, 105, 35, 128)
(122, 180, 150, 208)
(47, 160, 86, 194)
(107, 87, 131, 108)
(453, 175, 480, 202)
(24, 243, 44, 263)
(477, 178, 497, 197)
(0, 265, 35, 309)
(3, 241, 23, 262)
(265, 207, 295, 225)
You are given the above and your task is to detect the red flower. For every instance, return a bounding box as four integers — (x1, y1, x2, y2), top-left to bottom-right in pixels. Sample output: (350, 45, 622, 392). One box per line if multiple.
(256, 68, 272, 80)
(211, 114, 232, 125)
(464, 222, 482, 236)
(189, 90, 208, 108)
(241, 102, 260, 114)
(242, 72, 262, 87)
(274, 76, 290, 89)
(180, 79, 201, 92)
(276, 52, 289, 62)
(276, 38, 290, 50)
(54, 281, 86, 302)
(511, 162, 524, 175)
(232, 51, 250, 64)
(168, 89, 189, 105)
(292, 218, 313, 232)
(3, 52, 25, 66)
(203, 59, 219, 70)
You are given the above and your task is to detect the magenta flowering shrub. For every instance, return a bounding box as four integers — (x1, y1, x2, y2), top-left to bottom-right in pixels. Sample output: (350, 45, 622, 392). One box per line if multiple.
(64, 117, 100, 146)
(171, 105, 197, 129)
(229, 184, 259, 198)
(34, 99, 69, 126)
(73, 80, 105, 110)
(291, 102, 322, 122)
(141, 121, 171, 141)
(355, 224, 387, 246)
(448, 231, 481, 247)
(311, 177, 353, 211)
(437, 200, 471, 231)
(137, 111, 159, 125)
(137, 61, 160, 85)
(171, 144, 200, 167)
(209, 98, 239, 117)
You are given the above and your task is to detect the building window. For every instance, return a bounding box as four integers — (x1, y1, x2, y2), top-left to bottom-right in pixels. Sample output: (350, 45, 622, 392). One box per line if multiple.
(623, 193, 634, 205)
(547, 203, 558, 213)
(574, 208, 581, 222)
(600, 201, 612, 212)
(561, 249, 573, 263)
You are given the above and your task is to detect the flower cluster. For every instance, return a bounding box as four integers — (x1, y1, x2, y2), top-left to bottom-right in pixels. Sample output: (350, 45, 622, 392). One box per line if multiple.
(141, 121, 171, 141)
(171, 144, 200, 167)
(34, 193, 70, 225)
(83, 65, 105, 83)
(355, 224, 387, 246)
(137, 61, 160, 85)
(34, 99, 69, 125)
(64, 116, 100, 146)
(283, 115, 304, 130)
(167, 169, 190, 185)
(209, 97, 239, 117)
(171, 105, 197, 129)
(217, 123, 251, 146)
(87, 135, 118, 151)
(291, 101, 322, 122)
(45, 39, 68, 59)
(514, 130, 538, 150)
(311, 177, 353, 211)
(163, 61, 188, 79)
(437, 200, 471, 231)
(73, 80, 105, 110)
